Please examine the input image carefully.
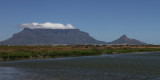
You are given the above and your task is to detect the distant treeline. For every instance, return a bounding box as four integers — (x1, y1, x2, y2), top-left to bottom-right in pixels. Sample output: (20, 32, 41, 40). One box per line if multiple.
(0, 45, 160, 61)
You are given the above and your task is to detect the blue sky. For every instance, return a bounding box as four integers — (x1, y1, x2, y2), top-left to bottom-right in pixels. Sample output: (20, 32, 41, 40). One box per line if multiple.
(0, 0, 160, 44)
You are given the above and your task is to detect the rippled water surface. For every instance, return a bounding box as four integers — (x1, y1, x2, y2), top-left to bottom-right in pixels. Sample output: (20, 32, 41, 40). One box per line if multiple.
(0, 52, 160, 80)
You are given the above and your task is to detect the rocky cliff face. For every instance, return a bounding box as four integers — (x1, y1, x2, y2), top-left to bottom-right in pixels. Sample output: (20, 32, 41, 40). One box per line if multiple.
(0, 28, 105, 45)
(108, 35, 146, 45)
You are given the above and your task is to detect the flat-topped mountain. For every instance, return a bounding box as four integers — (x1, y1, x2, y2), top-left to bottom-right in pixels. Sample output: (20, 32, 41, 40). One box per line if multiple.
(0, 28, 105, 45)
(108, 35, 146, 45)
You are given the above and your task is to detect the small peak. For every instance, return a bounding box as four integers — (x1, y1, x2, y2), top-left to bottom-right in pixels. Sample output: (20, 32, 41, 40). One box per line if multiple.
(121, 34, 127, 38)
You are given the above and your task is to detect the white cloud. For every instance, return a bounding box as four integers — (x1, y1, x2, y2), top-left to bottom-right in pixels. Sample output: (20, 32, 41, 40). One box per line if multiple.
(20, 22, 76, 29)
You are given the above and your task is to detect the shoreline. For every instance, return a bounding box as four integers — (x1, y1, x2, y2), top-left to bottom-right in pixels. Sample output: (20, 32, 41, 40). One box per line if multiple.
(0, 51, 160, 62)
(0, 51, 154, 63)
(1, 45, 160, 62)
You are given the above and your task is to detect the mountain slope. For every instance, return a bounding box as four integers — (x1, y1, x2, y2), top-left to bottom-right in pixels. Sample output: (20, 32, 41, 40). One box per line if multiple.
(0, 28, 105, 45)
(108, 35, 146, 45)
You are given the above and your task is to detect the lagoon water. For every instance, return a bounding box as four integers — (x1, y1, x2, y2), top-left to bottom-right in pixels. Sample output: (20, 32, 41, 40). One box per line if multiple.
(0, 52, 160, 80)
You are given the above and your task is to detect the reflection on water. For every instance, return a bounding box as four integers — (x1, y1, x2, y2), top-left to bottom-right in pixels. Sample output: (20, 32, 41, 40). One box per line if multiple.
(0, 52, 160, 80)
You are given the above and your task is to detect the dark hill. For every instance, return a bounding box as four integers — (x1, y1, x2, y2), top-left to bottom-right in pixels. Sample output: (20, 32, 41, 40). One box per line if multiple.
(108, 35, 146, 45)
(0, 28, 105, 45)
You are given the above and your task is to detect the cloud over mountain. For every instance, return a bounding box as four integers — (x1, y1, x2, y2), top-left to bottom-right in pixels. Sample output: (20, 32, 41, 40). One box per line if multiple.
(20, 22, 76, 29)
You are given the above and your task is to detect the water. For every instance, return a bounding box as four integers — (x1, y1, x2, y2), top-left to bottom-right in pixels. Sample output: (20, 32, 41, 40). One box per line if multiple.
(0, 52, 160, 80)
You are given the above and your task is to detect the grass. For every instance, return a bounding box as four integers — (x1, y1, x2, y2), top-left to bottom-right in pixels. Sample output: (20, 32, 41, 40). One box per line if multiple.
(0, 45, 160, 61)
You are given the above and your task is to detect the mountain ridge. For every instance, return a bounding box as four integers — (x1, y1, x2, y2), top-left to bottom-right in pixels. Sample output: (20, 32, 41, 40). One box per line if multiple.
(0, 28, 105, 45)
(0, 29, 147, 45)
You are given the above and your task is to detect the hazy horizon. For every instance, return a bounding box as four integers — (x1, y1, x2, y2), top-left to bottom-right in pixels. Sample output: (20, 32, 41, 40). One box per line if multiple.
(0, 0, 160, 44)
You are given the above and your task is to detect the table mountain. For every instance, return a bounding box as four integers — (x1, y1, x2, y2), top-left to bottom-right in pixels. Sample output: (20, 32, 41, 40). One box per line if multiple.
(0, 28, 105, 45)
(108, 35, 146, 45)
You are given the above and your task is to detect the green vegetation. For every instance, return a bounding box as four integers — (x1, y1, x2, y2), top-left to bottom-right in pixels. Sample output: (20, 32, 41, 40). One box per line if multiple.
(0, 45, 160, 61)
